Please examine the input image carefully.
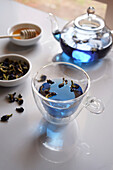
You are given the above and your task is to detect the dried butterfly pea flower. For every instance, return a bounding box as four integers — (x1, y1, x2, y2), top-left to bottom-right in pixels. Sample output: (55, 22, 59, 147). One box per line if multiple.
(63, 77, 68, 84)
(58, 82, 64, 88)
(16, 98, 23, 105)
(45, 93, 52, 98)
(65, 79, 68, 84)
(39, 83, 50, 96)
(47, 79, 54, 84)
(18, 68, 23, 73)
(0, 63, 3, 67)
(7, 92, 24, 105)
(1, 114, 13, 122)
(38, 75, 47, 82)
(44, 89, 50, 94)
(45, 92, 57, 98)
(70, 80, 83, 97)
(0, 68, 7, 73)
(15, 94, 24, 105)
(74, 90, 83, 98)
(39, 79, 57, 98)
(18, 94, 22, 98)
(51, 92, 57, 96)
(16, 107, 24, 113)
(58, 77, 68, 88)
(3, 73, 9, 80)
(70, 80, 80, 92)
(0, 58, 29, 80)
(8, 92, 16, 103)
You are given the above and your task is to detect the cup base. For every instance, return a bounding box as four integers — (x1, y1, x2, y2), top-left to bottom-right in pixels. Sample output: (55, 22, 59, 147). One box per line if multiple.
(35, 118, 79, 163)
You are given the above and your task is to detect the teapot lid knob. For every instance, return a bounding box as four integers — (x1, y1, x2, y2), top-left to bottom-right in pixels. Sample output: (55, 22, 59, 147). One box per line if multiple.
(87, 7, 95, 15)
(74, 6, 105, 31)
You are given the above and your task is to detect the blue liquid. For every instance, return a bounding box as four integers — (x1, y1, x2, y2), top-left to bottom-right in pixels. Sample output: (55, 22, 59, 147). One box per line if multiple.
(53, 31, 61, 41)
(53, 32, 112, 64)
(49, 79, 77, 100)
(39, 79, 83, 118)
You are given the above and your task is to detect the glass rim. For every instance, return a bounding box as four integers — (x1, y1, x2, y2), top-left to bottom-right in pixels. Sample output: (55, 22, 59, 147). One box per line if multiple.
(32, 62, 90, 104)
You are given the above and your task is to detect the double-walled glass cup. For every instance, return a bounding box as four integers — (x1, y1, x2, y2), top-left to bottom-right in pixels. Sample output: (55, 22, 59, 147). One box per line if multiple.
(32, 62, 104, 125)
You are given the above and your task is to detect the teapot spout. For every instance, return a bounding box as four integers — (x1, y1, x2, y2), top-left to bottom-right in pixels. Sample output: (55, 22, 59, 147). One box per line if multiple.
(49, 13, 61, 41)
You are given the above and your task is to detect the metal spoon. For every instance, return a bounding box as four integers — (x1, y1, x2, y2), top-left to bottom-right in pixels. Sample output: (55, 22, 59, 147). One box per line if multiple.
(0, 29, 37, 39)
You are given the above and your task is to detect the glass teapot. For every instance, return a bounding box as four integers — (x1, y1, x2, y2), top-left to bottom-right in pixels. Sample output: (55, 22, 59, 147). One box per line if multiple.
(50, 7, 113, 64)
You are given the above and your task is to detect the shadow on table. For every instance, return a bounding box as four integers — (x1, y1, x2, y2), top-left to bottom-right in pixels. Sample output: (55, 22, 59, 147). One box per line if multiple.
(14, 118, 92, 170)
(52, 52, 113, 83)
(2, 41, 40, 56)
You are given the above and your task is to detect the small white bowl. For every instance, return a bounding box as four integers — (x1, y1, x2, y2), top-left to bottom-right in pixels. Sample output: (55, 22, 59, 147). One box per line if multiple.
(0, 54, 32, 87)
(8, 23, 42, 46)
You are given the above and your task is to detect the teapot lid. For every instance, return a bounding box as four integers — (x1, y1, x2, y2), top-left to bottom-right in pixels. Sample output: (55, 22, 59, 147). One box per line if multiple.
(74, 7, 105, 31)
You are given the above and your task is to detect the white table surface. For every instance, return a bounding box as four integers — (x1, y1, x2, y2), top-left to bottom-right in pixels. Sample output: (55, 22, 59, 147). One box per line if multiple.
(0, 1, 113, 170)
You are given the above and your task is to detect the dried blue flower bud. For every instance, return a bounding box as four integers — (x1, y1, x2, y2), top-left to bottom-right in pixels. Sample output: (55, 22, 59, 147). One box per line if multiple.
(1, 114, 13, 122)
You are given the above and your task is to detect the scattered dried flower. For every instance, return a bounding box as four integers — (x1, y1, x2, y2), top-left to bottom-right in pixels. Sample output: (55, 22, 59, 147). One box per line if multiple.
(1, 114, 13, 122)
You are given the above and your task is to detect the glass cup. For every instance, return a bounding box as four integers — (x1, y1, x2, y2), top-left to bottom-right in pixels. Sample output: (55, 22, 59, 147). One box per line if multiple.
(32, 62, 104, 125)
(32, 62, 104, 162)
